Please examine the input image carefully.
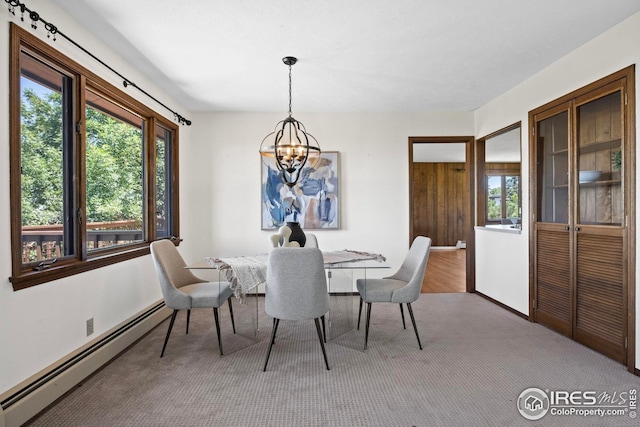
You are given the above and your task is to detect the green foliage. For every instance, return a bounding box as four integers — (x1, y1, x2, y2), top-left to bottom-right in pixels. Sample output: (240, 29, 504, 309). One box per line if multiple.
(505, 176, 520, 218)
(487, 185, 501, 220)
(611, 150, 622, 171)
(85, 106, 143, 224)
(20, 88, 64, 226)
(21, 87, 143, 227)
(486, 175, 520, 220)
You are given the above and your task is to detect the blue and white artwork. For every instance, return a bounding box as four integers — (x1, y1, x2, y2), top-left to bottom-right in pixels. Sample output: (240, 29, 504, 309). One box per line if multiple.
(261, 151, 339, 229)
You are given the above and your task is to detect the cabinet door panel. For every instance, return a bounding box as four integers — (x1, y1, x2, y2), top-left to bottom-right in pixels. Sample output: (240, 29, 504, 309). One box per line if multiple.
(575, 231, 625, 363)
(577, 91, 623, 226)
(535, 225, 571, 336)
(537, 111, 570, 224)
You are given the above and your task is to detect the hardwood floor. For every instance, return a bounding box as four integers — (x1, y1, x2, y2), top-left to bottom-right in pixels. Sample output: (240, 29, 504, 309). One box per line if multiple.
(421, 248, 466, 293)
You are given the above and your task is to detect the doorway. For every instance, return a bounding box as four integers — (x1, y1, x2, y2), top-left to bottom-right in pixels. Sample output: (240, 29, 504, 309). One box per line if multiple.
(409, 136, 475, 293)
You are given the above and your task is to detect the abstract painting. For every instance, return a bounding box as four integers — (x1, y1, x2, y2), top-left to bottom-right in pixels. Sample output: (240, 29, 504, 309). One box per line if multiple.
(261, 151, 339, 229)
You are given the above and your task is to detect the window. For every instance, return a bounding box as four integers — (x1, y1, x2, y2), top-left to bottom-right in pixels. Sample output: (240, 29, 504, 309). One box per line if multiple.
(155, 124, 175, 239)
(486, 175, 520, 223)
(10, 25, 180, 290)
(85, 89, 145, 252)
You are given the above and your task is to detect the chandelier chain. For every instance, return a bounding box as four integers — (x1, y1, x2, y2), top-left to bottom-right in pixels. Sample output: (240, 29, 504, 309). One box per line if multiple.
(288, 63, 293, 116)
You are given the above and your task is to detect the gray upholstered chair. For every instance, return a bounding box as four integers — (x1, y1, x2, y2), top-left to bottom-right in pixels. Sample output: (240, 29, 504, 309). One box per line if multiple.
(304, 233, 319, 248)
(150, 240, 235, 357)
(263, 247, 330, 371)
(356, 236, 432, 350)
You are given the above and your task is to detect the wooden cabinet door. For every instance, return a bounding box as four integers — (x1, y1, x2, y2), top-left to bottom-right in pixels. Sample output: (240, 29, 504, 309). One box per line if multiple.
(530, 68, 632, 366)
(532, 105, 573, 337)
(573, 87, 627, 363)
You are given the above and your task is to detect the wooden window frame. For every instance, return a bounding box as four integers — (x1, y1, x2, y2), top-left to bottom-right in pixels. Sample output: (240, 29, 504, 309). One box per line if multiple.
(476, 122, 521, 227)
(9, 24, 180, 290)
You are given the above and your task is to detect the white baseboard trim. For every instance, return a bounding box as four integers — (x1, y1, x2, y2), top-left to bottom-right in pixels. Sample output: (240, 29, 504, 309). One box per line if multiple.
(0, 301, 170, 427)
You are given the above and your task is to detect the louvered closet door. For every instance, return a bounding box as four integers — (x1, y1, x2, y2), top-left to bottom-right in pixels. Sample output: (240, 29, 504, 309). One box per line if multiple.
(575, 230, 624, 362)
(531, 67, 632, 367)
(535, 224, 571, 336)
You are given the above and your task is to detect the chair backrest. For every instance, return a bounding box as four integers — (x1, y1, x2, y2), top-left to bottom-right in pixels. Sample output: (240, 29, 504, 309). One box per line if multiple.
(304, 233, 319, 248)
(150, 240, 205, 309)
(265, 247, 330, 321)
(388, 236, 432, 304)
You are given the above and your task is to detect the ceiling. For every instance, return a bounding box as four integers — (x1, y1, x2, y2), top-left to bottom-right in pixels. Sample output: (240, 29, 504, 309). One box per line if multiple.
(51, 0, 640, 113)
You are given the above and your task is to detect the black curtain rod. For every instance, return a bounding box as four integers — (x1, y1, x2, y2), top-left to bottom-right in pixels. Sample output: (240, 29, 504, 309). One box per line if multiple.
(5, 0, 192, 126)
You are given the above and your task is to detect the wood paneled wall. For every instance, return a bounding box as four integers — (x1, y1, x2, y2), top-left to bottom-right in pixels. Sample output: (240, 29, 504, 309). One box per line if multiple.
(412, 162, 467, 246)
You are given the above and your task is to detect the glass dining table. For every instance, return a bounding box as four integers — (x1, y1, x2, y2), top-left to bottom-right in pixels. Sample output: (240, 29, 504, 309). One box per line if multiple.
(185, 250, 389, 352)
(322, 258, 390, 344)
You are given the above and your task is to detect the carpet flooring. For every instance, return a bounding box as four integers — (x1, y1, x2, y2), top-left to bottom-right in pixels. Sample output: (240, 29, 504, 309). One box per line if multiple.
(26, 293, 639, 426)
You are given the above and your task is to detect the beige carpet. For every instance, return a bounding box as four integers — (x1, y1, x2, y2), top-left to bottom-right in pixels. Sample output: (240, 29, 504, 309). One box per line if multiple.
(26, 293, 639, 426)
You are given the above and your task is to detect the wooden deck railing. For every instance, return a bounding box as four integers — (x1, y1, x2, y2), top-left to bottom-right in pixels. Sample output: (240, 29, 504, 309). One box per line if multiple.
(22, 220, 143, 262)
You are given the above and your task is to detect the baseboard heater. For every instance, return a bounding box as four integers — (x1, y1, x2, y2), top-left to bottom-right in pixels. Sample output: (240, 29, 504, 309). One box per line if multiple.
(0, 301, 170, 427)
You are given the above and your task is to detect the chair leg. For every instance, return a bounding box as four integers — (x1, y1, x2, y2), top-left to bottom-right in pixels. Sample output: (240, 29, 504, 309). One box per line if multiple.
(407, 303, 423, 350)
(357, 297, 363, 330)
(321, 315, 327, 343)
(399, 303, 406, 329)
(186, 309, 191, 334)
(263, 318, 280, 371)
(271, 318, 277, 344)
(228, 298, 236, 334)
(160, 310, 178, 358)
(314, 318, 330, 370)
(364, 302, 372, 350)
(213, 307, 223, 355)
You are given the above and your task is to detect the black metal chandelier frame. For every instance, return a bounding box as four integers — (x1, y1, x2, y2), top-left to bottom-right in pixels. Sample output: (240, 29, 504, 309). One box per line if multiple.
(260, 56, 321, 187)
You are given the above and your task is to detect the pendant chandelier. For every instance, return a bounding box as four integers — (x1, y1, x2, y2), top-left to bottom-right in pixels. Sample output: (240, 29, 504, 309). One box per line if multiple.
(260, 57, 321, 187)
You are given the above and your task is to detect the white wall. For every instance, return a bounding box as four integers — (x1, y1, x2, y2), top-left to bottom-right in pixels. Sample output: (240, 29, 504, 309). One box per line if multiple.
(0, 3, 190, 395)
(475, 228, 529, 314)
(474, 12, 640, 365)
(187, 111, 474, 270)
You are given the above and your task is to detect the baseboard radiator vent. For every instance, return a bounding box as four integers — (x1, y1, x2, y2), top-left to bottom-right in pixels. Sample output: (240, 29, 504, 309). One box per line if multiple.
(0, 301, 170, 427)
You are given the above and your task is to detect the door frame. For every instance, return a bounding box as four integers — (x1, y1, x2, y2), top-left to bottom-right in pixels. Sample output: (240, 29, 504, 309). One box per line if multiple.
(409, 136, 475, 292)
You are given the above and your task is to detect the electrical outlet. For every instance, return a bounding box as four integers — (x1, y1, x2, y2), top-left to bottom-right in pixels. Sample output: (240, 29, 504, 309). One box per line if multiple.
(86, 318, 94, 336)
